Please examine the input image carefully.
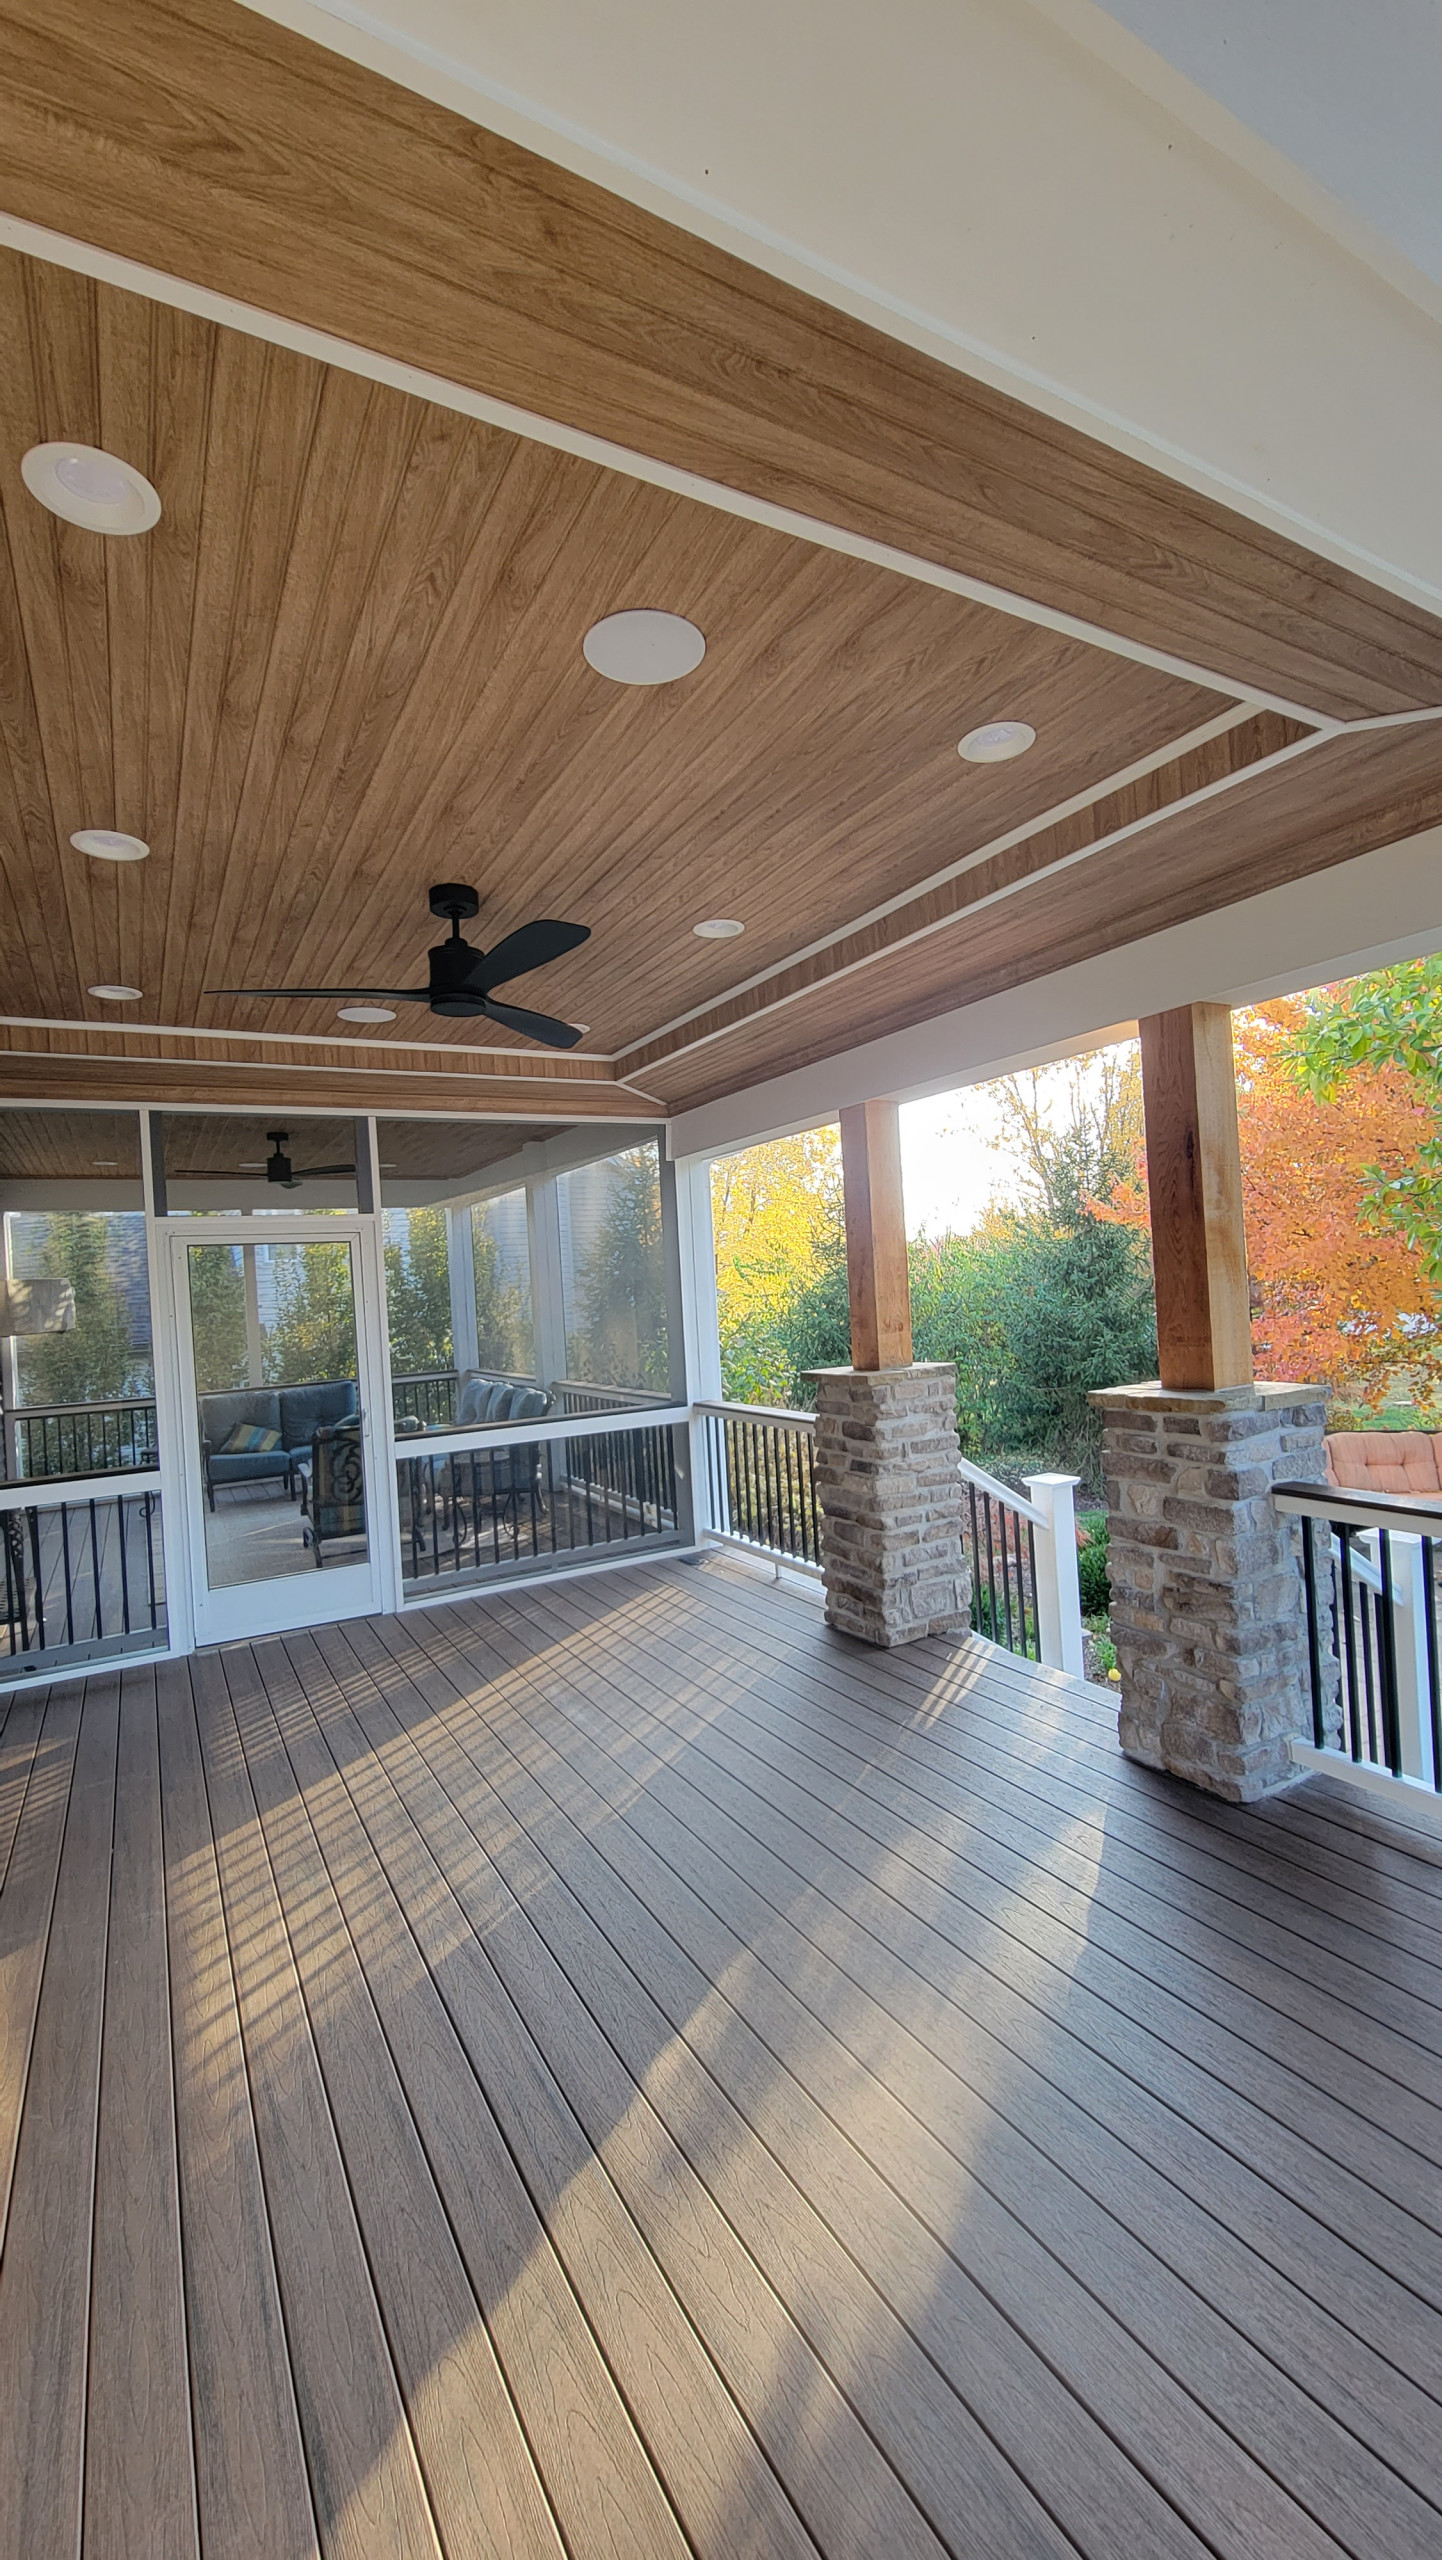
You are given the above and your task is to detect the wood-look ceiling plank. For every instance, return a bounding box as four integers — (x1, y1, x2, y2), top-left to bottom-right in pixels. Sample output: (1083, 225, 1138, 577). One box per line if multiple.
(178, 340, 325, 1015)
(96, 283, 154, 1009)
(137, 297, 213, 1011)
(652, 719, 1442, 1110)
(3, 1, 1442, 716)
(193, 362, 394, 1006)
(157, 322, 275, 1018)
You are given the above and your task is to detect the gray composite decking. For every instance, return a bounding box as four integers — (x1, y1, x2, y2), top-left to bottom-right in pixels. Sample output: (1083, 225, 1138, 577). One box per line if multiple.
(2, 1549, 1441, 2559)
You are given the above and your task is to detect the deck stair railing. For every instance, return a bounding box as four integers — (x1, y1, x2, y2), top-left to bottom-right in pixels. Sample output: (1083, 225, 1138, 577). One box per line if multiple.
(1275, 1481, 1442, 1800)
(958, 1458, 1085, 1674)
(1, 1469, 166, 1674)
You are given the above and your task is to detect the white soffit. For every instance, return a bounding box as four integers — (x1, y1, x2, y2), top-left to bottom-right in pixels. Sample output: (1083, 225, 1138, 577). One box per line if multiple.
(246, 0, 1442, 605)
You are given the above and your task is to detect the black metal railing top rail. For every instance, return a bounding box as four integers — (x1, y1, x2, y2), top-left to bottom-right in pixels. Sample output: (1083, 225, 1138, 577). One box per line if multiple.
(399, 1416, 682, 1587)
(696, 1402, 821, 1570)
(390, 1370, 459, 1428)
(1276, 1481, 1442, 1791)
(2, 1484, 166, 1674)
(958, 1457, 1044, 1663)
(5, 1397, 159, 1484)
(556, 1380, 674, 1417)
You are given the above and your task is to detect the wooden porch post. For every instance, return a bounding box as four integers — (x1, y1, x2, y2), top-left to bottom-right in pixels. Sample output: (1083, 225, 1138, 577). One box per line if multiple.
(1093, 1002, 1330, 1800)
(839, 1099, 913, 1369)
(811, 1100, 968, 1644)
(1138, 1003, 1253, 1392)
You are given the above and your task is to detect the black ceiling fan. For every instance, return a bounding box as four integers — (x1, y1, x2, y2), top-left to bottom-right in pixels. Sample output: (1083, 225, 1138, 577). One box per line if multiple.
(206, 884, 591, 1049)
(259, 1131, 355, 1190)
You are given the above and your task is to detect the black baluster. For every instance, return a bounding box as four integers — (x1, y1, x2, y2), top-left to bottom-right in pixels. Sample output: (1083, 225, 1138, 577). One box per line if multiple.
(1377, 1531, 1403, 1775)
(1337, 1526, 1362, 1761)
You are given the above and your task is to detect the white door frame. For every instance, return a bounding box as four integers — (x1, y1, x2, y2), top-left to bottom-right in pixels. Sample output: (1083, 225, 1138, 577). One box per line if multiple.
(165, 1212, 400, 1647)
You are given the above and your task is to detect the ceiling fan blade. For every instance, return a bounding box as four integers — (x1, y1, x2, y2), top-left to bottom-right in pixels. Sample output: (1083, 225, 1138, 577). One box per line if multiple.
(482, 996, 586, 1050)
(204, 985, 430, 1001)
(294, 1163, 357, 1179)
(477, 919, 590, 992)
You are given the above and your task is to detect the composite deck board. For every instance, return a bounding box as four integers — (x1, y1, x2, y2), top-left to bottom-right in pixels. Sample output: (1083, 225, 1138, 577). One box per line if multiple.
(394, 1579, 1442, 2519)
(388, 1584, 1442, 2548)
(3, 1556, 1442, 2556)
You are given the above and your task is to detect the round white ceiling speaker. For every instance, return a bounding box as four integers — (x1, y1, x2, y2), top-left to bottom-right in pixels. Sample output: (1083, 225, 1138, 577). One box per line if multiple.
(583, 608, 706, 685)
(693, 917, 744, 939)
(23, 444, 162, 535)
(958, 719, 1036, 763)
(88, 983, 143, 1002)
(71, 828, 150, 862)
(337, 1004, 397, 1023)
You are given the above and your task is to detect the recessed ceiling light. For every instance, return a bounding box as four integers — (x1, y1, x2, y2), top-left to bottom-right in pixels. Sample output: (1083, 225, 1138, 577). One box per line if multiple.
(583, 609, 706, 686)
(958, 719, 1036, 764)
(71, 828, 150, 862)
(22, 443, 162, 536)
(88, 983, 143, 1002)
(240, 1161, 267, 1169)
(693, 917, 744, 939)
(92, 1158, 119, 1169)
(337, 1004, 396, 1023)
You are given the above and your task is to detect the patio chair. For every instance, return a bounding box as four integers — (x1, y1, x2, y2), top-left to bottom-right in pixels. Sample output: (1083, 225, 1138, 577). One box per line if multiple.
(301, 1414, 366, 1567)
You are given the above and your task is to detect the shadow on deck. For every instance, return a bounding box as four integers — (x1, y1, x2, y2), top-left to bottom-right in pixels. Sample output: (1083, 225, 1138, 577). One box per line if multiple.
(2, 1550, 1441, 2558)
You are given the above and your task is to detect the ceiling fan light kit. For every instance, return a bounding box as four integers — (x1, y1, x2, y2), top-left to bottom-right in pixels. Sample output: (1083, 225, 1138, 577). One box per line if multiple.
(206, 882, 591, 1049)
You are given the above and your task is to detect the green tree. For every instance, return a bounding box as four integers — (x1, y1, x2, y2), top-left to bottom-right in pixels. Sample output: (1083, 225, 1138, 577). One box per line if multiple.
(472, 1211, 533, 1374)
(265, 1242, 359, 1385)
(570, 1148, 670, 1392)
(10, 1212, 153, 1406)
(384, 1208, 453, 1376)
(185, 1243, 248, 1395)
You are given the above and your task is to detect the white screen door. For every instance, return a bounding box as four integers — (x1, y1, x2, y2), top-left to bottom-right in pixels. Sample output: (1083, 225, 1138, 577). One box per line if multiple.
(169, 1217, 390, 1646)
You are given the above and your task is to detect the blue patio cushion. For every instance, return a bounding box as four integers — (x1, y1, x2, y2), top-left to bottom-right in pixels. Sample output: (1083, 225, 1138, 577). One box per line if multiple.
(507, 1387, 549, 1421)
(200, 1389, 283, 1448)
(279, 1378, 357, 1460)
(453, 1371, 495, 1427)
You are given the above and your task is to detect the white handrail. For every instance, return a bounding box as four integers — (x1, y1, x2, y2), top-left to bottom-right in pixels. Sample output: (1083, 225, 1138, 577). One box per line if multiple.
(397, 1404, 689, 1458)
(957, 1453, 1045, 1528)
(0, 1469, 163, 1515)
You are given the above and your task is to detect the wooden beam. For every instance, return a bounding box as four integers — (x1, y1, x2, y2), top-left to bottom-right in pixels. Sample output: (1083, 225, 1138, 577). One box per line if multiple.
(839, 1100, 912, 1370)
(1138, 1003, 1253, 1393)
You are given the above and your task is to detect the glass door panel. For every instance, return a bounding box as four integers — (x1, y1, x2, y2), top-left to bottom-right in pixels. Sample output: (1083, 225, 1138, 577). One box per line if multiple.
(174, 1224, 385, 1643)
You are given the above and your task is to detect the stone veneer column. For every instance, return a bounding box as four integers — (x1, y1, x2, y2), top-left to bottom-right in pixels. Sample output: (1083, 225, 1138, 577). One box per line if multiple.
(809, 1363, 971, 1646)
(1089, 1379, 1333, 1800)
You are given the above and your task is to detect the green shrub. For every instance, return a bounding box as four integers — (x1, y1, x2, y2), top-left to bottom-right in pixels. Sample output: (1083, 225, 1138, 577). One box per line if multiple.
(1076, 1509, 1111, 1617)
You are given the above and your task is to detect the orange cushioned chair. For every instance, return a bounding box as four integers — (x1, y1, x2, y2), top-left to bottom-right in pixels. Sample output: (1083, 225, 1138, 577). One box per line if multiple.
(1324, 1431, 1442, 1496)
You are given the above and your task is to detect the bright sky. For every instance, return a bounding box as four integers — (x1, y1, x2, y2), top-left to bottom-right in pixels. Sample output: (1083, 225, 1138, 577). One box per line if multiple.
(897, 1039, 1137, 1237)
(899, 1087, 1016, 1238)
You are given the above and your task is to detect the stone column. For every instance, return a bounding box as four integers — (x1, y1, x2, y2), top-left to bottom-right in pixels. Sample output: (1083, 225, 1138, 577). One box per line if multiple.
(1090, 1379, 1333, 1800)
(809, 1363, 971, 1646)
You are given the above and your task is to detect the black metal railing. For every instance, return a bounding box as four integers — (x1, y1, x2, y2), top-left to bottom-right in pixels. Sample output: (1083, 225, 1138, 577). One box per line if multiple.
(555, 1379, 672, 1417)
(390, 1370, 458, 1428)
(399, 1418, 681, 1587)
(1277, 1481, 1442, 1789)
(698, 1402, 821, 1568)
(2, 1486, 166, 1673)
(960, 1461, 1043, 1662)
(7, 1398, 158, 1482)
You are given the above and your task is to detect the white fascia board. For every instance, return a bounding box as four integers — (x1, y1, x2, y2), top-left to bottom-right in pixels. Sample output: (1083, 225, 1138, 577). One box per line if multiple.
(669, 823, 1442, 1161)
(245, 0, 1442, 605)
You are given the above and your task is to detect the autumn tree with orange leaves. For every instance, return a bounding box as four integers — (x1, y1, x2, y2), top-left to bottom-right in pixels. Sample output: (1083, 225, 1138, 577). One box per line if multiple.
(1106, 993, 1442, 1410)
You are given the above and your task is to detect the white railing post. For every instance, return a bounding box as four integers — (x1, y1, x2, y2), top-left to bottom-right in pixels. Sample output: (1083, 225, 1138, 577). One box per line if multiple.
(1388, 1532, 1435, 1786)
(1022, 1472, 1085, 1675)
